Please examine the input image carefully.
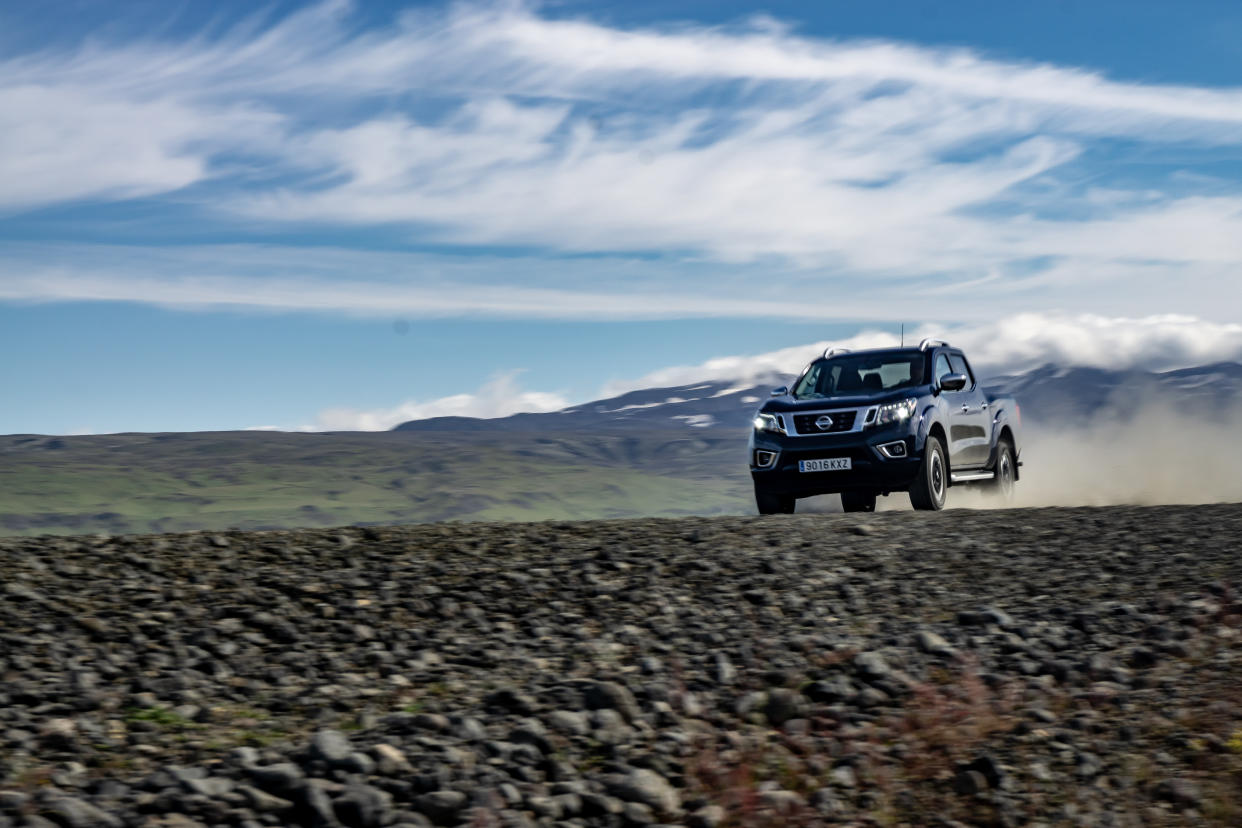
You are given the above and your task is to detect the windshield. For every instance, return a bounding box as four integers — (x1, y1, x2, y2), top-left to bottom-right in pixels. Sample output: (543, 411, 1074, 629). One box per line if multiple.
(792, 353, 927, 399)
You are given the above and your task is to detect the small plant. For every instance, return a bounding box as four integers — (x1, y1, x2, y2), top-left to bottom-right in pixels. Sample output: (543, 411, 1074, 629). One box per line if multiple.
(125, 707, 198, 731)
(1227, 729, 1242, 754)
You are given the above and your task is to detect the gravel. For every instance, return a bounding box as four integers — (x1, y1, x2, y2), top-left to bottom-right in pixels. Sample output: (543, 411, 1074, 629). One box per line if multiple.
(2, 504, 1242, 826)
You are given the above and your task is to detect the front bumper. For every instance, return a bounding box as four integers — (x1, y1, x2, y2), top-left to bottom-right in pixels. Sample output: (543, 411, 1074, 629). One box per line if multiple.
(749, 422, 923, 497)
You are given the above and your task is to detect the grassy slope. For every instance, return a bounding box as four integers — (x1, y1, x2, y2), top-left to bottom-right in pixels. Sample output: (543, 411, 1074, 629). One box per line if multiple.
(0, 429, 753, 535)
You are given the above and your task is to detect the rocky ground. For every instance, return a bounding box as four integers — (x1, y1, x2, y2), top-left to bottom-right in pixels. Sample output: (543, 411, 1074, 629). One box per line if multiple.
(2, 504, 1241, 827)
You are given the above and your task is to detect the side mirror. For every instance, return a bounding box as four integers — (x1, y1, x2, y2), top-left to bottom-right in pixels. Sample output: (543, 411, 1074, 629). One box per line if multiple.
(770, 386, 788, 397)
(940, 373, 968, 392)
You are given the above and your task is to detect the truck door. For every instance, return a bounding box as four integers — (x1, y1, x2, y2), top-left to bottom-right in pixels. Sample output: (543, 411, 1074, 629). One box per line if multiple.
(949, 353, 991, 467)
(934, 353, 970, 468)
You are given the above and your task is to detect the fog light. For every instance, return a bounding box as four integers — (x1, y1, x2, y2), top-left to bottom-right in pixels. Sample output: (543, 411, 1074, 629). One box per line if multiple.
(878, 441, 907, 459)
(753, 450, 778, 469)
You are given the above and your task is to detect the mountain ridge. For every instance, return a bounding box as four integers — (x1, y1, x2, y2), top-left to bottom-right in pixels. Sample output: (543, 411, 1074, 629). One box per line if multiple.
(393, 361, 1242, 432)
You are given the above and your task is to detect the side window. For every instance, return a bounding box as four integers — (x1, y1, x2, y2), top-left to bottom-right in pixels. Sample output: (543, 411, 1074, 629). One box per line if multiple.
(934, 354, 952, 385)
(948, 353, 974, 388)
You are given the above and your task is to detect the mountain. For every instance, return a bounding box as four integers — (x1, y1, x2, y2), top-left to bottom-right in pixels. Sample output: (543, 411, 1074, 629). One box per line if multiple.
(3, 362, 1240, 537)
(981, 361, 1242, 424)
(393, 377, 784, 432)
(394, 362, 1242, 432)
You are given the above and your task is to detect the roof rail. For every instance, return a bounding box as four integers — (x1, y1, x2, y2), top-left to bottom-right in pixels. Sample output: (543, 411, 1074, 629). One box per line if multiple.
(918, 338, 950, 351)
(822, 347, 851, 358)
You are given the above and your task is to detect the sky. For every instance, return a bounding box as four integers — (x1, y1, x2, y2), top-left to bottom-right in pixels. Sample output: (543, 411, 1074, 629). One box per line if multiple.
(2, 0, 1241, 434)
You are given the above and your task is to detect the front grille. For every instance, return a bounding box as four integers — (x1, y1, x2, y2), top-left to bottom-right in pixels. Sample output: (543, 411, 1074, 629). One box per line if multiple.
(793, 410, 857, 434)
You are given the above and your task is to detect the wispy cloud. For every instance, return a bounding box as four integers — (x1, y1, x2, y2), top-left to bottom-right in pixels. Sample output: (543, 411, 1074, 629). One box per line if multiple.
(1, 2, 1240, 318)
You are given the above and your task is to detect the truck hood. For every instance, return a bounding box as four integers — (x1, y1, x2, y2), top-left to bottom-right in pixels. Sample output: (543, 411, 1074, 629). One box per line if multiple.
(762, 389, 926, 413)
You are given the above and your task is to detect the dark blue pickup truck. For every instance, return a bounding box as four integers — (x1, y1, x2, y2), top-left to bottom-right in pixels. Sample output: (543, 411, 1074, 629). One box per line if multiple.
(748, 339, 1021, 513)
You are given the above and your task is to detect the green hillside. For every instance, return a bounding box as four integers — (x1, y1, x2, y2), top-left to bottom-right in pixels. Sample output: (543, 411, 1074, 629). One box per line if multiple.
(0, 429, 755, 536)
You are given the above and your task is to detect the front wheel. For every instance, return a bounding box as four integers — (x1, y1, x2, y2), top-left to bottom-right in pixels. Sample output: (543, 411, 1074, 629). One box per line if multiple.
(840, 491, 877, 513)
(909, 436, 948, 511)
(755, 489, 795, 515)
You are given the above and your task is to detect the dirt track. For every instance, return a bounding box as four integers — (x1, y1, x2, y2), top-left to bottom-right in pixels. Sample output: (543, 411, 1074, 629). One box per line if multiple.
(2, 504, 1241, 826)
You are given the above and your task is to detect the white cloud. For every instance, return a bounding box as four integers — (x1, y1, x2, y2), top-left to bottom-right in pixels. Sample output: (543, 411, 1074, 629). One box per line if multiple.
(305, 371, 568, 431)
(601, 313, 1242, 396)
(1, 2, 1240, 318)
(298, 312, 1242, 431)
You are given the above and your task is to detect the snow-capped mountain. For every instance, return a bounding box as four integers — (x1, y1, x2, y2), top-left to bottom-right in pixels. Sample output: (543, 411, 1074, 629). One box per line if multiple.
(392, 362, 1242, 432)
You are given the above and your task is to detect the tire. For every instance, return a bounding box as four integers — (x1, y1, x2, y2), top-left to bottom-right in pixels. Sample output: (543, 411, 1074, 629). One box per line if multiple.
(840, 491, 877, 513)
(756, 490, 795, 515)
(909, 435, 948, 511)
(988, 439, 1016, 501)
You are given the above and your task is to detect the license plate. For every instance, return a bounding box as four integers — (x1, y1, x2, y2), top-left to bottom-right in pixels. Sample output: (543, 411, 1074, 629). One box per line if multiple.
(799, 458, 851, 472)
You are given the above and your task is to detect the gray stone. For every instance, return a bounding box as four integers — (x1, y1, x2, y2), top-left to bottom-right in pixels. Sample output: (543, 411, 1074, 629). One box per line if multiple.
(248, 762, 305, 795)
(585, 681, 642, 723)
(953, 769, 988, 796)
(416, 790, 467, 824)
(853, 651, 890, 681)
(311, 729, 353, 763)
(916, 630, 956, 657)
(39, 796, 124, 828)
(763, 688, 805, 726)
(687, 804, 727, 828)
(238, 785, 294, 813)
(334, 784, 392, 828)
(371, 743, 412, 775)
(38, 718, 78, 750)
(607, 768, 679, 815)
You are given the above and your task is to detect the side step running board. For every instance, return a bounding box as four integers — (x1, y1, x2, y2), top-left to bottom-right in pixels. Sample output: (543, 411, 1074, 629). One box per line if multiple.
(950, 470, 994, 483)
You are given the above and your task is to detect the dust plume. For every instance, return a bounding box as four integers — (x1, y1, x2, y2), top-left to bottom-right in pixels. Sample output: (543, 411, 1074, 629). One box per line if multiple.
(1004, 401, 1242, 507)
(859, 397, 1242, 512)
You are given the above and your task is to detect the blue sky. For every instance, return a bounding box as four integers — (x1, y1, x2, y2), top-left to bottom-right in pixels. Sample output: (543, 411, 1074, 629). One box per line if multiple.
(2, 0, 1241, 433)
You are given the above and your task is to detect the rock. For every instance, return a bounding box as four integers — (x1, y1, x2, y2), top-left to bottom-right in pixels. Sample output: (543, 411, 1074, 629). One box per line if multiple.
(416, 791, 467, 824)
(238, 784, 294, 814)
(953, 769, 988, 796)
(687, 804, 727, 828)
(916, 630, 956, 657)
(546, 709, 590, 735)
(38, 718, 79, 750)
(607, 768, 679, 815)
(763, 688, 805, 726)
(853, 651, 890, 681)
(39, 796, 124, 828)
(371, 744, 412, 775)
(828, 766, 857, 788)
(1153, 778, 1201, 807)
(248, 762, 305, 795)
(584, 681, 641, 723)
(299, 781, 342, 827)
(334, 784, 392, 828)
(483, 688, 538, 715)
(965, 754, 1004, 789)
(713, 653, 736, 685)
(759, 789, 805, 813)
(311, 729, 353, 763)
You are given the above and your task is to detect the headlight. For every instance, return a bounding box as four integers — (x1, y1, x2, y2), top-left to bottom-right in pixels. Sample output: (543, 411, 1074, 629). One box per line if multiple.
(873, 398, 917, 427)
(753, 412, 786, 434)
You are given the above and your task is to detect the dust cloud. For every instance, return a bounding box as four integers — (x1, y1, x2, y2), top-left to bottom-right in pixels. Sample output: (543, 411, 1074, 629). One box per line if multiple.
(1002, 402, 1242, 508)
(854, 400, 1242, 512)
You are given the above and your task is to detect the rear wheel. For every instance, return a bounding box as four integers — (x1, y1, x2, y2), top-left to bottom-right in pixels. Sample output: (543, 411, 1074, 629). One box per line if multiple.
(988, 440, 1016, 501)
(755, 489, 795, 515)
(909, 436, 948, 511)
(840, 491, 877, 513)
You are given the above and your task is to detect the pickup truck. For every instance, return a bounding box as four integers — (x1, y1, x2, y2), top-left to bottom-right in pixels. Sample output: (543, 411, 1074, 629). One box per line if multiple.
(748, 339, 1021, 513)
